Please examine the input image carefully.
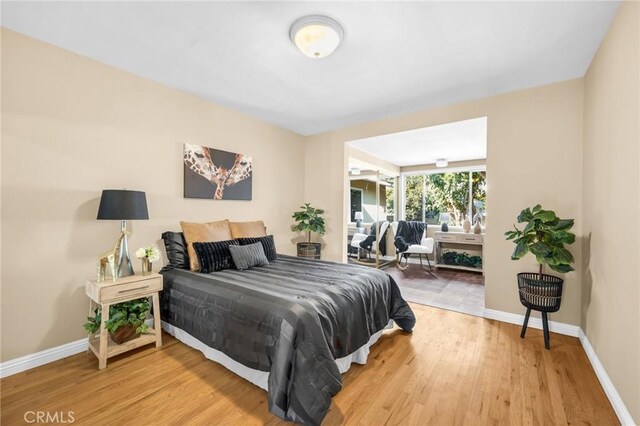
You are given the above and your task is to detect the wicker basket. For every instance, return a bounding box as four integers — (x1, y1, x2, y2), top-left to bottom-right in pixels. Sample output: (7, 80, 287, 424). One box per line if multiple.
(109, 323, 141, 344)
(297, 242, 321, 260)
(517, 273, 563, 313)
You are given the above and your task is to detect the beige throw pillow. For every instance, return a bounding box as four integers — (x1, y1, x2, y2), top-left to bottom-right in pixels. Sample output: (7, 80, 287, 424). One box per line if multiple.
(229, 221, 267, 238)
(180, 220, 232, 271)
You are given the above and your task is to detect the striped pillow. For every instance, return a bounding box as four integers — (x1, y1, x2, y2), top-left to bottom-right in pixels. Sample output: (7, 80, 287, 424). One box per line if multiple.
(192, 240, 239, 273)
(229, 242, 269, 271)
(236, 235, 277, 262)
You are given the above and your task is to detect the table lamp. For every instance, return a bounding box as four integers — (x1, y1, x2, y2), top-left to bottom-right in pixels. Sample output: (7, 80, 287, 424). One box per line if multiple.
(354, 211, 364, 228)
(439, 212, 451, 232)
(97, 189, 149, 278)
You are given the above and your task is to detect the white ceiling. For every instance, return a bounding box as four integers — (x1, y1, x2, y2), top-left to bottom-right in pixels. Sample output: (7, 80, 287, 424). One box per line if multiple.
(348, 116, 487, 167)
(2, 2, 618, 136)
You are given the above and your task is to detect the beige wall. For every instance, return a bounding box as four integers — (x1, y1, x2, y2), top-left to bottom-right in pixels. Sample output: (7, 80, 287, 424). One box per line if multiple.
(582, 2, 640, 422)
(0, 30, 305, 361)
(305, 79, 585, 326)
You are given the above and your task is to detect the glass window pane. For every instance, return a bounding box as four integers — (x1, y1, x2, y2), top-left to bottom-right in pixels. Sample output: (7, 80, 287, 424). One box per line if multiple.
(350, 188, 363, 222)
(472, 171, 487, 226)
(404, 175, 424, 221)
(425, 172, 470, 226)
(383, 176, 395, 222)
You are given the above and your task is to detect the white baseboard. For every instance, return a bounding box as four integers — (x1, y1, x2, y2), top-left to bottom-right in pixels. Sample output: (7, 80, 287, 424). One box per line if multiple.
(0, 318, 156, 379)
(579, 329, 636, 426)
(483, 308, 580, 337)
(0, 338, 87, 379)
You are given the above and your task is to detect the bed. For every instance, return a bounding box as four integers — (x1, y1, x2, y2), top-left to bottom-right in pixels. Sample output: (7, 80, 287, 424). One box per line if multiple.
(159, 254, 415, 425)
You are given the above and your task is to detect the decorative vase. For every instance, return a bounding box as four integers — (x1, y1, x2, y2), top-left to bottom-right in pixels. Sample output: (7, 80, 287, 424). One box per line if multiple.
(441, 222, 448, 232)
(141, 258, 152, 275)
(474, 221, 482, 234)
(463, 217, 471, 233)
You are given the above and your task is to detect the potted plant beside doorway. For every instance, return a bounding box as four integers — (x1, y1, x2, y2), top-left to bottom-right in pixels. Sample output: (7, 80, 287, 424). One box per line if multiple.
(505, 204, 575, 349)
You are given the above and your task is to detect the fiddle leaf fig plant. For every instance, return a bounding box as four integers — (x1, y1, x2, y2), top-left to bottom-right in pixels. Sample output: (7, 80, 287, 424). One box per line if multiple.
(291, 203, 326, 244)
(504, 204, 576, 277)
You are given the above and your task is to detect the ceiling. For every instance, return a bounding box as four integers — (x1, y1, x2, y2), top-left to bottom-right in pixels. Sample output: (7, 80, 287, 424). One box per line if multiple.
(348, 117, 487, 167)
(2, 2, 618, 136)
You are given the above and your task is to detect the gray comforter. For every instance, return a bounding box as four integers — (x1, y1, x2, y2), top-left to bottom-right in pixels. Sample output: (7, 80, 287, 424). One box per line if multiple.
(160, 255, 415, 425)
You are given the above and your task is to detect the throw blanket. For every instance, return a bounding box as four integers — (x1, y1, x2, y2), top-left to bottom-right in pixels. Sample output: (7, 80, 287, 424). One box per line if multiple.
(160, 255, 415, 425)
(394, 221, 426, 253)
(359, 221, 389, 255)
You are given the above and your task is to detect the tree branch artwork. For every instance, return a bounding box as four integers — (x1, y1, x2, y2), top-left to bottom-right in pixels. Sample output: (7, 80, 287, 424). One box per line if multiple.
(183, 143, 253, 200)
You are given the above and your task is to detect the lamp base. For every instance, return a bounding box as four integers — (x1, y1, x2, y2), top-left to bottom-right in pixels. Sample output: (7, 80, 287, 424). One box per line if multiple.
(117, 220, 134, 278)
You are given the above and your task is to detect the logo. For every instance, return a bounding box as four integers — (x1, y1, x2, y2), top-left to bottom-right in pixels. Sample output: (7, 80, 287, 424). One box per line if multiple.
(24, 411, 75, 424)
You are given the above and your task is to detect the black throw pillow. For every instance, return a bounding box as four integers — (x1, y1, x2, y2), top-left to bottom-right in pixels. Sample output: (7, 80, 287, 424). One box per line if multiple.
(236, 235, 277, 262)
(192, 240, 239, 273)
(161, 231, 190, 270)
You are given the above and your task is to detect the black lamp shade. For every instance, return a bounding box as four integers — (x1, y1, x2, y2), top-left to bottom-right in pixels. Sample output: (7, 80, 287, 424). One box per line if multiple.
(97, 190, 149, 220)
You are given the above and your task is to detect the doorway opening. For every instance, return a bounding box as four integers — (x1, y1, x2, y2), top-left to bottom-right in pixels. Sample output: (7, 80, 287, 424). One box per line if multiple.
(345, 116, 487, 317)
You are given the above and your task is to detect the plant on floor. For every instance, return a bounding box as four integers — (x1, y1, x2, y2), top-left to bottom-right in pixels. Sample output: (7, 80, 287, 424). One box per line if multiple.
(504, 204, 576, 277)
(292, 203, 327, 259)
(291, 203, 326, 243)
(505, 205, 576, 350)
(83, 298, 150, 338)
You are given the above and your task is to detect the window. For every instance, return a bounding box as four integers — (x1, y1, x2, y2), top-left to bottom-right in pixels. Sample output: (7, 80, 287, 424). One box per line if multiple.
(350, 188, 363, 222)
(402, 169, 486, 226)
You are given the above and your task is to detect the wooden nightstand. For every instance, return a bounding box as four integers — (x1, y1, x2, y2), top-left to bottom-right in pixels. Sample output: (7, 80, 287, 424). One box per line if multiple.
(85, 273, 163, 369)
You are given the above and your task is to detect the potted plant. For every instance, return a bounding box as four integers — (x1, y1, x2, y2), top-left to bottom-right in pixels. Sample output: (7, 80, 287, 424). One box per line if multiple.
(504, 204, 575, 349)
(84, 298, 150, 344)
(291, 203, 326, 259)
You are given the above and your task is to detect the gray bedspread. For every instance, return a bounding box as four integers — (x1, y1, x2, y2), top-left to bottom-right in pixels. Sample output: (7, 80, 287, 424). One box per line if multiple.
(160, 255, 415, 425)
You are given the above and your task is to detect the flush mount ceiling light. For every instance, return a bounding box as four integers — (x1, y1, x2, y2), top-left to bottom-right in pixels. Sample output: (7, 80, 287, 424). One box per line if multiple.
(435, 159, 448, 168)
(290, 15, 344, 59)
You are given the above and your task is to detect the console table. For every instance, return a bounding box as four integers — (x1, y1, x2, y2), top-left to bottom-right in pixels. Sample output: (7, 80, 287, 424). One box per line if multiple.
(433, 231, 484, 273)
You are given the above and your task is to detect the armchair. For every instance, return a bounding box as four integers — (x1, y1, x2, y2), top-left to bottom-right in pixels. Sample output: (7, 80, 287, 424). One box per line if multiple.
(350, 221, 390, 260)
(391, 221, 434, 270)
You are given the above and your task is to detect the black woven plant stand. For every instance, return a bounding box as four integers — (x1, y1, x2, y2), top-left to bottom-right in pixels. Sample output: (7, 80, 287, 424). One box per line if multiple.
(518, 272, 564, 350)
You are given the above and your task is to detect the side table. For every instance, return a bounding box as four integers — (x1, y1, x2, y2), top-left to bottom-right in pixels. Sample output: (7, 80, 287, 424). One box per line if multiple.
(85, 273, 163, 369)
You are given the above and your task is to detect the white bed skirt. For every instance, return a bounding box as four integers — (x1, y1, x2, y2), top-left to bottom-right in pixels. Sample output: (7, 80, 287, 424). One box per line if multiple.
(161, 320, 393, 391)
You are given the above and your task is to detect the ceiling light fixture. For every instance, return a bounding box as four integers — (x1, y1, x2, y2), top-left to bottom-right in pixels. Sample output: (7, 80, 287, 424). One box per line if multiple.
(435, 159, 448, 168)
(290, 15, 344, 59)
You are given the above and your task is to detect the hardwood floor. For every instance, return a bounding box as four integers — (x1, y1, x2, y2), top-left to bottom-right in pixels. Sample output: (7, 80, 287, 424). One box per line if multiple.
(1, 304, 617, 425)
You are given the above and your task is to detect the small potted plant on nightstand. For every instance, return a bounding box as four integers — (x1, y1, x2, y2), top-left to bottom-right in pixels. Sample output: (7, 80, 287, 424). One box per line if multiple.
(505, 204, 575, 350)
(291, 203, 326, 259)
(84, 298, 150, 344)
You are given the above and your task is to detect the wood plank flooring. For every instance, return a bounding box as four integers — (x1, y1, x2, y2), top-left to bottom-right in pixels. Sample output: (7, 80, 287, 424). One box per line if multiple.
(0, 304, 617, 425)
